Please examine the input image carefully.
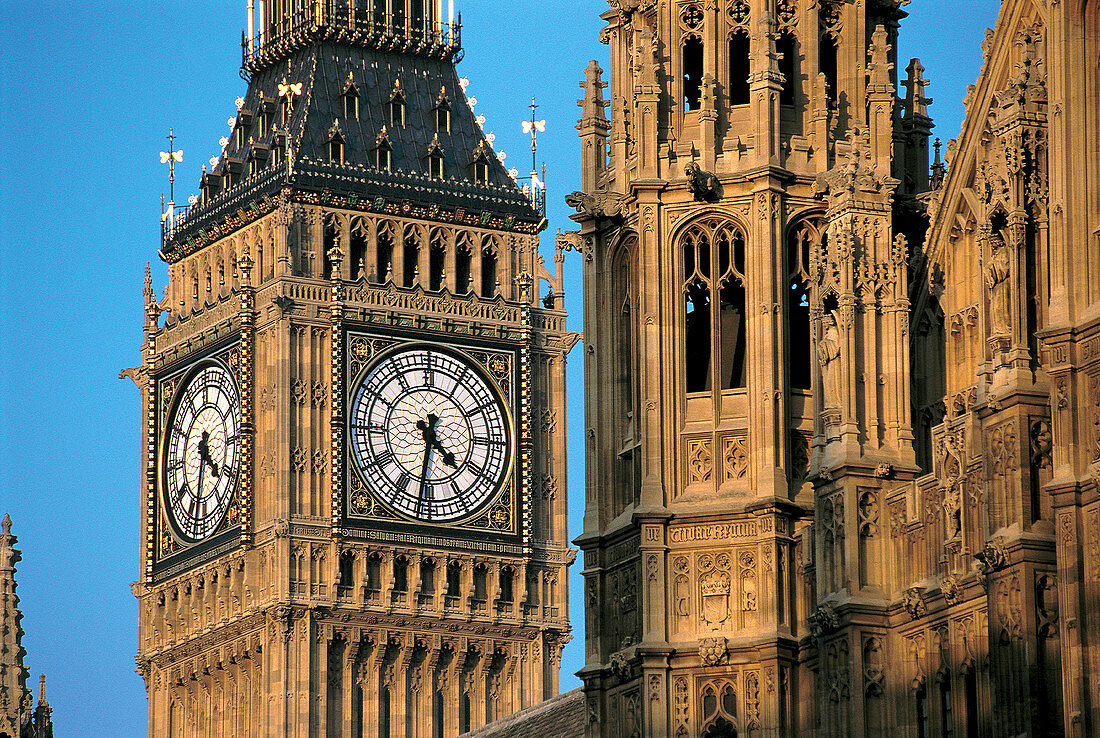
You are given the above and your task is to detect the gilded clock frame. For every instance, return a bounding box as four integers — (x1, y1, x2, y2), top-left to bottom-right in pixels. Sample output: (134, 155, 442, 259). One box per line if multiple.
(337, 325, 529, 549)
(149, 338, 252, 579)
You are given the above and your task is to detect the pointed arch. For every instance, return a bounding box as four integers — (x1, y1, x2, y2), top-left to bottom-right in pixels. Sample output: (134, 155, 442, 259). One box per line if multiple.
(678, 215, 749, 394)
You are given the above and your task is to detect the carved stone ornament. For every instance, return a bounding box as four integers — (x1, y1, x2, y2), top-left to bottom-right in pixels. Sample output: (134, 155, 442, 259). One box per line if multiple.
(940, 574, 963, 606)
(975, 537, 1009, 587)
(902, 587, 927, 620)
(565, 170, 625, 221)
(685, 162, 720, 202)
(699, 636, 728, 666)
(609, 650, 633, 683)
(808, 602, 840, 638)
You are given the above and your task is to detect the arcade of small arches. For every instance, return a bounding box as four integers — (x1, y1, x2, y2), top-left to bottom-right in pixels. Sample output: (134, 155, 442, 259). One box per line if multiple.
(163, 214, 528, 321)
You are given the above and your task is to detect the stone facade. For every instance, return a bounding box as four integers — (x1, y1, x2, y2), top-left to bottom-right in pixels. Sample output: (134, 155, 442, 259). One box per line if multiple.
(568, 1, 1099, 736)
(130, 3, 575, 735)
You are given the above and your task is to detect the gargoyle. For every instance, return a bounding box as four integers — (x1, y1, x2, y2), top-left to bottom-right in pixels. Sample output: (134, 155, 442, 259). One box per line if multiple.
(685, 161, 720, 201)
(565, 171, 625, 221)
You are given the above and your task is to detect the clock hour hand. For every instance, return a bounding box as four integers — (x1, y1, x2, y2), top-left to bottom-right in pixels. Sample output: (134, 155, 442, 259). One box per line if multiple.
(417, 414, 457, 469)
(429, 437, 457, 469)
(198, 430, 221, 478)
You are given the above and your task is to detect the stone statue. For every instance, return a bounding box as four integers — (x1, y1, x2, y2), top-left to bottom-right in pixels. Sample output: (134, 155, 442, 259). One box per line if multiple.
(818, 310, 842, 409)
(985, 233, 1011, 337)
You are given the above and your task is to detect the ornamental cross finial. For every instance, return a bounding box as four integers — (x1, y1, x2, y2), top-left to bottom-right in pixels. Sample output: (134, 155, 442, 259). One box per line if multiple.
(521, 98, 546, 175)
(159, 128, 183, 204)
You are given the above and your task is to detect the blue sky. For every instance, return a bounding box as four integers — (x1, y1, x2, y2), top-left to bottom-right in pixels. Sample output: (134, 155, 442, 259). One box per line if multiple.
(0, 1, 1000, 734)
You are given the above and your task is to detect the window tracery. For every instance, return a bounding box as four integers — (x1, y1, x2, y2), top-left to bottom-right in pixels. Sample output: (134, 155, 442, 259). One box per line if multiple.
(700, 679, 738, 735)
(681, 217, 747, 393)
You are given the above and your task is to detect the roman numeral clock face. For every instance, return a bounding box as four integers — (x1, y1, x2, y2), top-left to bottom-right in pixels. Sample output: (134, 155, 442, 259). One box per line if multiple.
(349, 345, 512, 523)
(162, 362, 242, 544)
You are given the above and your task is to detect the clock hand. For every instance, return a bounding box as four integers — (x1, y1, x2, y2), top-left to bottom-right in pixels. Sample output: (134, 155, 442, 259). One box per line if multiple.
(417, 414, 457, 468)
(415, 414, 440, 517)
(189, 467, 204, 538)
(429, 436, 458, 469)
(198, 431, 221, 478)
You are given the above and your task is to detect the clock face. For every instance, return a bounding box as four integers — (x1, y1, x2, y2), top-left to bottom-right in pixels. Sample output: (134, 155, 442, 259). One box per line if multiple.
(162, 361, 242, 544)
(349, 345, 512, 523)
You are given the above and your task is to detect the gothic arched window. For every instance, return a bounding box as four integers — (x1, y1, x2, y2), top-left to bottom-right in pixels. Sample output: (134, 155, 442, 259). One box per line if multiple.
(683, 35, 705, 110)
(681, 218, 748, 393)
(375, 221, 395, 283)
(403, 226, 420, 286)
(700, 680, 738, 736)
(777, 33, 798, 106)
(820, 32, 839, 108)
(428, 229, 445, 291)
(455, 232, 473, 292)
(683, 225, 712, 392)
(787, 221, 818, 389)
(481, 246, 498, 297)
(729, 31, 751, 105)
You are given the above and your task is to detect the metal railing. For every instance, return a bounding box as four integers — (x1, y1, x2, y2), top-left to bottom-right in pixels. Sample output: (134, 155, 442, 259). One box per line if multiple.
(242, 3, 461, 71)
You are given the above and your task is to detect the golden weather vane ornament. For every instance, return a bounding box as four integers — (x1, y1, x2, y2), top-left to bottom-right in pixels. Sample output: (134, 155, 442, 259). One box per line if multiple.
(521, 98, 546, 175)
(159, 128, 184, 205)
(520, 98, 546, 207)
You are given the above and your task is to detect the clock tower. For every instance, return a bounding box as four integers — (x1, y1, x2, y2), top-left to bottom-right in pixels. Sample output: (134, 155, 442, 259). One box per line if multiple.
(131, 3, 575, 736)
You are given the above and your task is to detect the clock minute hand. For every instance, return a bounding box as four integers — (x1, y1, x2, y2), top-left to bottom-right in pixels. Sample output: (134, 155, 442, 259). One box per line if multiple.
(415, 414, 439, 517)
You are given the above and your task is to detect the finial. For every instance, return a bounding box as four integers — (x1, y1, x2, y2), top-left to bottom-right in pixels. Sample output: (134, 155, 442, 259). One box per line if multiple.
(867, 25, 894, 89)
(521, 99, 546, 207)
(327, 244, 345, 277)
(159, 128, 184, 204)
(930, 138, 945, 189)
(903, 58, 932, 118)
(238, 254, 254, 288)
(578, 61, 609, 117)
(38, 674, 47, 704)
(521, 98, 546, 175)
(0, 514, 18, 572)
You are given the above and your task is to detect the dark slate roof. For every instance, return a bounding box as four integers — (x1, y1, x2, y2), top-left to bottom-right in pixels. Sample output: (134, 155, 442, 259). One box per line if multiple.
(256, 42, 518, 188)
(461, 689, 585, 738)
(167, 41, 539, 254)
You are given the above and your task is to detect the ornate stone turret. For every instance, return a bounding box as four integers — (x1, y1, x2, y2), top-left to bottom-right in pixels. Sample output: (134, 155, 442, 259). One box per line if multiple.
(0, 516, 53, 738)
(569, 1, 931, 735)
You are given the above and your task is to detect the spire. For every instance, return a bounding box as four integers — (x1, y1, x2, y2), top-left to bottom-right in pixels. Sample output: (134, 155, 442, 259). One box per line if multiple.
(31, 672, 53, 737)
(930, 138, 946, 189)
(0, 514, 31, 738)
